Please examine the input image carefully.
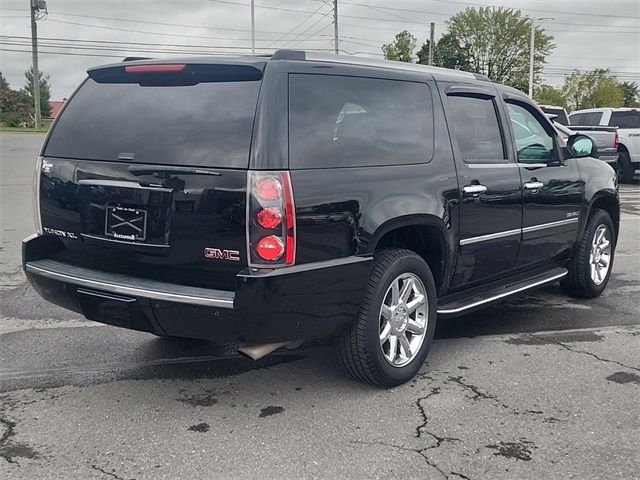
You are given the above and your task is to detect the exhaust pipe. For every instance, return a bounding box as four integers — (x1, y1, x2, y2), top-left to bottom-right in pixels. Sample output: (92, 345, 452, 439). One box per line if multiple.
(237, 341, 302, 361)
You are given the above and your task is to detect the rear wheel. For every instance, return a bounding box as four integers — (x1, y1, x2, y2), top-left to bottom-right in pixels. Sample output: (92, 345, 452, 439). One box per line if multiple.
(616, 151, 634, 184)
(337, 249, 437, 387)
(561, 209, 615, 298)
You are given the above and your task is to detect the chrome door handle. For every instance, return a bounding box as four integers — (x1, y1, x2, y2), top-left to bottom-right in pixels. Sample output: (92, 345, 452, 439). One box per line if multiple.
(463, 184, 487, 194)
(524, 181, 544, 190)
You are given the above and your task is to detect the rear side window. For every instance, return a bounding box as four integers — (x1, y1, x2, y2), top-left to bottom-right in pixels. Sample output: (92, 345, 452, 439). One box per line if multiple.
(446, 95, 506, 163)
(288, 74, 434, 169)
(609, 111, 640, 129)
(45, 65, 262, 168)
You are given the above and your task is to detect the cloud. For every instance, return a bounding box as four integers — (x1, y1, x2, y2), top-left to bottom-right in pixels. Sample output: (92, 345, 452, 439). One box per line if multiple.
(0, 0, 638, 98)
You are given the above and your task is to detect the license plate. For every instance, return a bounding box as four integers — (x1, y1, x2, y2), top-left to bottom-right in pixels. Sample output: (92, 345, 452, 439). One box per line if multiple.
(105, 206, 147, 241)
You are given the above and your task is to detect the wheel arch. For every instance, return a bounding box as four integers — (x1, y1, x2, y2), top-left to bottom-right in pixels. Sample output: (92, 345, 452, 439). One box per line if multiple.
(367, 215, 454, 295)
(584, 192, 620, 240)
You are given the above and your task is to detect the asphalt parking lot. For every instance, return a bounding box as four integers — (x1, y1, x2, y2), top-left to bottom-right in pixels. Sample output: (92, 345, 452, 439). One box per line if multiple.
(1, 133, 638, 479)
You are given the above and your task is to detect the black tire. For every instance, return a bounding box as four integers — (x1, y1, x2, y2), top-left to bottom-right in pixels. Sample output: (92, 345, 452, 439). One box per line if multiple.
(616, 151, 634, 184)
(561, 209, 615, 298)
(337, 249, 437, 387)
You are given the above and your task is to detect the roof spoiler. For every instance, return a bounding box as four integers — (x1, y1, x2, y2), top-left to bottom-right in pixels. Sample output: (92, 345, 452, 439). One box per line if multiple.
(122, 57, 152, 62)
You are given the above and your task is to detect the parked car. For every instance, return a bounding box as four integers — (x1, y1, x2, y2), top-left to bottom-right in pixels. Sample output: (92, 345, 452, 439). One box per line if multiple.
(553, 121, 619, 165)
(539, 104, 570, 125)
(23, 51, 620, 387)
(569, 107, 640, 183)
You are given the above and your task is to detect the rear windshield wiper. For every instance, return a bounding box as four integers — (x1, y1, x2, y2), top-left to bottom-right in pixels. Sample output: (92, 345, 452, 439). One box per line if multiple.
(128, 165, 221, 176)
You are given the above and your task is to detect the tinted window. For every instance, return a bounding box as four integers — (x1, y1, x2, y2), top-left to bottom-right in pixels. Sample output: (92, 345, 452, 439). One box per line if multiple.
(506, 102, 557, 162)
(541, 107, 568, 125)
(609, 111, 640, 129)
(571, 112, 603, 126)
(45, 70, 261, 168)
(288, 74, 433, 169)
(446, 95, 505, 163)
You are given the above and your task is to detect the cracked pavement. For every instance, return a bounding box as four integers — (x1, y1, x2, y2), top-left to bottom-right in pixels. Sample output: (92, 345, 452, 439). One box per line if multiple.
(1, 133, 639, 479)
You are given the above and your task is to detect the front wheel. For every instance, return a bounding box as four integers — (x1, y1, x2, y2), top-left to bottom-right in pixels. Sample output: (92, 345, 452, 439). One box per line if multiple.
(337, 249, 437, 387)
(561, 209, 615, 298)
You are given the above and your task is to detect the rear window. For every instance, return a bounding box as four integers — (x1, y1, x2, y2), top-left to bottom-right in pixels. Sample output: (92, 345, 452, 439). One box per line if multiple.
(44, 64, 262, 168)
(569, 112, 603, 126)
(288, 74, 434, 169)
(609, 111, 640, 129)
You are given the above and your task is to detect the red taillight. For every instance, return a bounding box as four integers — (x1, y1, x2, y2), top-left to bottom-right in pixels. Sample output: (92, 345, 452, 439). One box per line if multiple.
(247, 171, 296, 267)
(124, 64, 186, 73)
(255, 177, 281, 201)
(256, 235, 284, 261)
(614, 130, 619, 149)
(257, 207, 282, 229)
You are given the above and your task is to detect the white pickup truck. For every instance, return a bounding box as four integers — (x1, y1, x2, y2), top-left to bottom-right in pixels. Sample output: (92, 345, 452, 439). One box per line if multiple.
(569, 108, 640, 183)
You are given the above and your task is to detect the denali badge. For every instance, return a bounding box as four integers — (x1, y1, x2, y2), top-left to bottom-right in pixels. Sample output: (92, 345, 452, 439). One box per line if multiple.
(204, 248, 240, 262)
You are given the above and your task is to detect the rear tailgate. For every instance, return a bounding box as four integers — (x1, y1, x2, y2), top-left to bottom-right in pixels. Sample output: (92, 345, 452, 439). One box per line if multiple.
(38, 61, 264, 290)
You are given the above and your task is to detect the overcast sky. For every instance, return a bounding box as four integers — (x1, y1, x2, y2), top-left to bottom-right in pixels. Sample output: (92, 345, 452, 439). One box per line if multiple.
(1, 0, 639, 99)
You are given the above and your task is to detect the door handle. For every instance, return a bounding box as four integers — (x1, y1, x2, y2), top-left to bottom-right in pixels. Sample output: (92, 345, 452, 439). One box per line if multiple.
(463, 184, 488, 194)
(524, 181, 544, 190)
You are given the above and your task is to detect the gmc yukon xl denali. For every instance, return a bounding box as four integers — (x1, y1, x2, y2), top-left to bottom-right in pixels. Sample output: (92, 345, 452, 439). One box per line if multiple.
(23, 51, 620, 387)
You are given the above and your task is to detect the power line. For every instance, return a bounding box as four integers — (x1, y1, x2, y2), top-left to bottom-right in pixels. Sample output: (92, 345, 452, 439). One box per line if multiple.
(271, 1, 330, 45)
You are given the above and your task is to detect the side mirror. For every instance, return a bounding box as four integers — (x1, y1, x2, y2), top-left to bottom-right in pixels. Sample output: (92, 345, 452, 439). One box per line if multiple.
(566, 134, 597, 159)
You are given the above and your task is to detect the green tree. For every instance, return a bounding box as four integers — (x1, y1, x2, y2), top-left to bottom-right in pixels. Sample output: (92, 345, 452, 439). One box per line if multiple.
(382, 30, 417, 63)
(620, 81, 640, 107)
(22, 66, 51, 118)
(446, 7, 555, 92)
(0, 83, 33, 127)
(0, 71, 9, 91)
(562, 69, 624, 111)
(534, 84, 567, 109)
(416, 33, 470, 70)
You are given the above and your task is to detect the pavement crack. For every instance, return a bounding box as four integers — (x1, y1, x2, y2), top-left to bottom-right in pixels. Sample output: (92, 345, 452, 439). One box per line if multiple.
(91, 464, 131, 480)
(352, 440, 461, 479)
(529, 334, 640, 372)
(447, 376, 496, 401)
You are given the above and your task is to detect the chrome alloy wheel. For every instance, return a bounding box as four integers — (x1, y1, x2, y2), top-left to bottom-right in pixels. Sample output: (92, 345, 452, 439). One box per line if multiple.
(589, 224, 612, 286)
(379, 273, 428, 367)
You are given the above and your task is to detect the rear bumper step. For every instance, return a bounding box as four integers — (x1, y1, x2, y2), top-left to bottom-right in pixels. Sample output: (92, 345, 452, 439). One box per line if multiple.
(437, 267, 568, 316)
(25, 259, 235, 309)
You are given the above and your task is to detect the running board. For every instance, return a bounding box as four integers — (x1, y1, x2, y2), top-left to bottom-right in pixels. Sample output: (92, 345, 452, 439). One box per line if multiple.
(437, 267, 568, 316)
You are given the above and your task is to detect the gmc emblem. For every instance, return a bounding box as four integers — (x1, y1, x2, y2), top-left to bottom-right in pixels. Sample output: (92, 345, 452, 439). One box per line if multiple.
(204, 247, 240, 262)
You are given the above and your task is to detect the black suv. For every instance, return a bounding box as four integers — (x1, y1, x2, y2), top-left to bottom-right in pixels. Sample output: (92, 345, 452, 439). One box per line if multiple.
(23, 50, 619, 387)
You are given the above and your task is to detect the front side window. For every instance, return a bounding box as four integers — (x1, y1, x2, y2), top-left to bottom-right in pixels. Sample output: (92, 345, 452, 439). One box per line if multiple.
(446, 95, 506, 163)
(288, 74, 434, 169)
(506, 102, 558, 162)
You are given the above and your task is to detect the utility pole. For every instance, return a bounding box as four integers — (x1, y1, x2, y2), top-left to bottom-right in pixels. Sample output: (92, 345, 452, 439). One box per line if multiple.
(428, 22, 435, 65)
(250, 0, 255, 55)
(527, 17, 553, 97)
(528, 18, 535, 98)
(333, 0, 339, 55)
(29, 0, 42, 128)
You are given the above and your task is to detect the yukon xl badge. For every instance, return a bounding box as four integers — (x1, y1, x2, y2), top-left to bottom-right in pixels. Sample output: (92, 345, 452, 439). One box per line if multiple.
(204, 247, 240, 262)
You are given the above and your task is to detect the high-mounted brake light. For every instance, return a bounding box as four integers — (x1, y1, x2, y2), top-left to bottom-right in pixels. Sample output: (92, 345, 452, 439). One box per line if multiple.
(247, 171, 296, 267)
(124, 64, 186, 74)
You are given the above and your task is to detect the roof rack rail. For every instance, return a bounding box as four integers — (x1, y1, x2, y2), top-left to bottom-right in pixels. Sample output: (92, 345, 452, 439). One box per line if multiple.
(122, 57, 151, 62)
